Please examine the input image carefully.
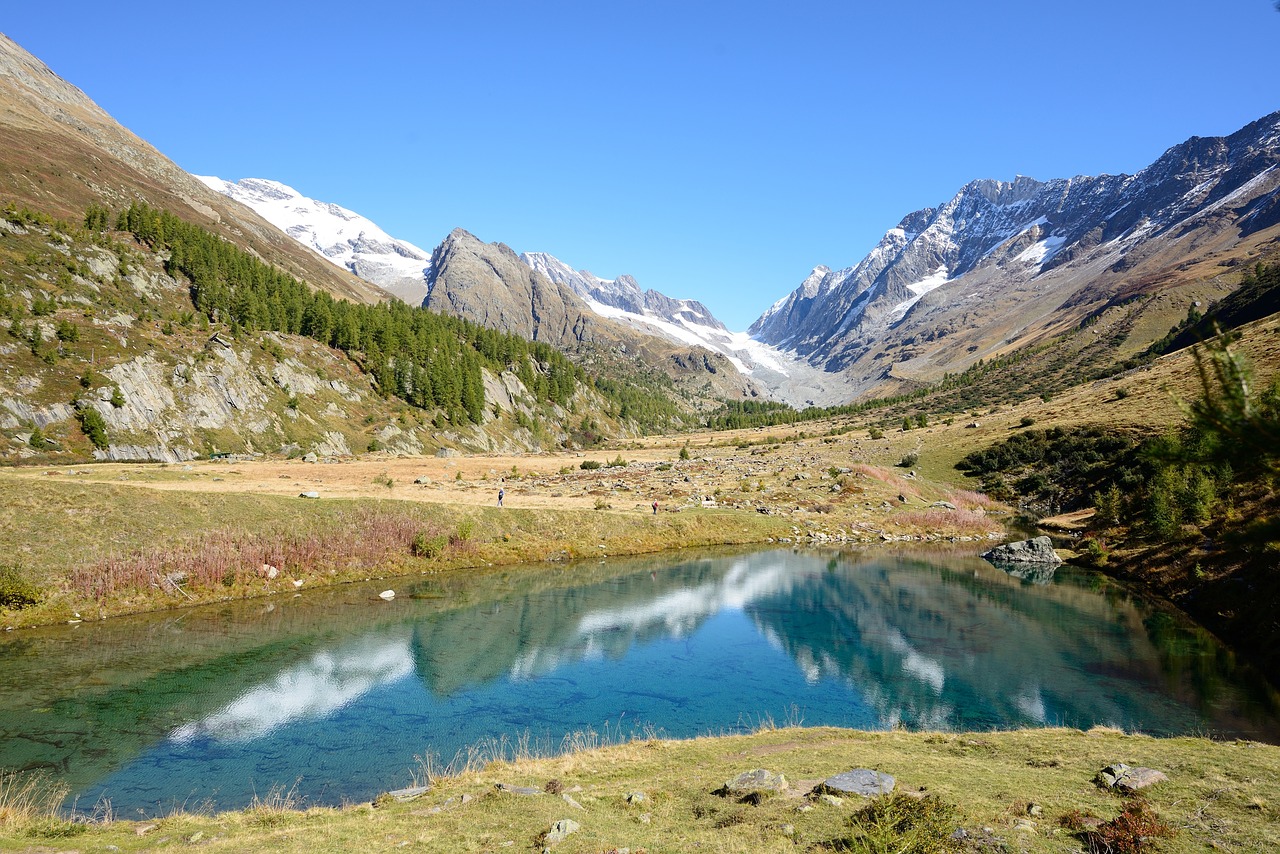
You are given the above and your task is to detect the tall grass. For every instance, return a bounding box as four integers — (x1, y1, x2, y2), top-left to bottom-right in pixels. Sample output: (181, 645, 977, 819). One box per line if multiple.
(895, 508, 996, 537)
(0, 770, 69, 830)
(68, 508, 454, 602)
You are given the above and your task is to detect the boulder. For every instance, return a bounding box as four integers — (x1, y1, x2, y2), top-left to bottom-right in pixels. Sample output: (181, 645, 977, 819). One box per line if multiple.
(718, 769, 788, 797)
(981, 536, 1061, 565)
(298, 491, 320, 499)
(1095, 763, 1168, 792)
(544, 819, 580, 844)
(814, 769, 896, 798)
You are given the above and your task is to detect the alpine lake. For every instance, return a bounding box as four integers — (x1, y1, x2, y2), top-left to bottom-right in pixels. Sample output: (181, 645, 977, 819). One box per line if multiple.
(2, 545, 1277, 818)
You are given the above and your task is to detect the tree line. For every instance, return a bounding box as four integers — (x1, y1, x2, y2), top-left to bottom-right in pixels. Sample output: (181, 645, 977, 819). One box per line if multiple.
(108, 202, 586, 424)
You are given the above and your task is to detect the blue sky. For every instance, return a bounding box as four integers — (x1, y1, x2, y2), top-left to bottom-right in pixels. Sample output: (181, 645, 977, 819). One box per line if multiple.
(4, 1, 1278, 329)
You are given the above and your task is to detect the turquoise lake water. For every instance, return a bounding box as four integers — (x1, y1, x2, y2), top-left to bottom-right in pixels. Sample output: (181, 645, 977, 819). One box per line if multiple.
(1, 546, 1276, 817)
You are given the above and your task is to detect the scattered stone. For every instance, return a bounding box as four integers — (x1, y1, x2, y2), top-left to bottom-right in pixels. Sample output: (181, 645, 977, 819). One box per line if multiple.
(378, 590, 395, 601)
(1095, 763, 1168, 792)
(495, 782, 543, 796)
(188, 831, 204, 843)
(819, 793, 844, 807)
(781, 824, 795, 836)
(931, 501, 957, 510)
(638, 813, 651, 824)
(384, 784, 430, 802)
(544, 818, 580, 844)
(298, 490, 320, 499)
(625, 791, 647, 804)
(981, 535, 1061, 565)
(719, 769, 788, 797)
(1027, 803, 1043, 817)
(561, 794, 584, 810)
(815, 769, 896, 798)
(302, 452, 319, 463)
(259, 563, 279, 579)
(413, 476, 431, 485)
(1013, 819, 1036, 833)
(135, 824, 156, 836)
(435, 448, 460, 458)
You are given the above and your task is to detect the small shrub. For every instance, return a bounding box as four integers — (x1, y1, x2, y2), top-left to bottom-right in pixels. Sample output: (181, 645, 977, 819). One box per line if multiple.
(594, 498, 611, 510)
(897, 452, 919, 468)
(0, 564, 41, 609)
(455, 519, 474, 542)
(27, 427, 48, 451)
(109, 385, 126, 409)
(367, 438, 381, 453)
(837, 792, 961, 854)
(76, 406, 108, 450)
(609, 454, 627, 467)
(1077, 800, 1174, 854)
(411, 532, 448, 559)
(1020, 416, 1036, 427)
(868, 427, 884, 440)
(679, 444, 691, 461)
(1114, 387, 1130, 400)
(580, 459, 602, 470)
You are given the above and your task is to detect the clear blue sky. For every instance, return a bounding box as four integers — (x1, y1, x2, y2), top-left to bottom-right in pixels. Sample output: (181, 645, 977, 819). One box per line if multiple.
(5, 1, 1278, 329)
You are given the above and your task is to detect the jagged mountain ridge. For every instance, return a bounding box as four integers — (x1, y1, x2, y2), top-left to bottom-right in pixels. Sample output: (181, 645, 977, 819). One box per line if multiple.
(196, 177, 433, 306)
(753, 111, 1280, 392)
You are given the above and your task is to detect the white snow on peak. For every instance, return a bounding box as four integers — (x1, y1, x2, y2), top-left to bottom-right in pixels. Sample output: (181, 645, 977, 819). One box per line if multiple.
(887, 265, 950, 321)
(196, 175, 432, 305)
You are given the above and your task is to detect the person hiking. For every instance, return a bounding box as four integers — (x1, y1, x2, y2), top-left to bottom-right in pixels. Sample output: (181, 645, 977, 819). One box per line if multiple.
(652, 500, 658, 515)
(498, 487, 504, 507)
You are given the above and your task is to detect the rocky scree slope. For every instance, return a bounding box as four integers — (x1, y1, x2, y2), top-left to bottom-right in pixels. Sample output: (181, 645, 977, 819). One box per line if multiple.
(753, 111, 1280, 394)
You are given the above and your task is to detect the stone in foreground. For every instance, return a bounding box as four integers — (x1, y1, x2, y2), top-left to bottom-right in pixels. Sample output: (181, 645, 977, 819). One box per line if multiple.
(981, 536, 1062, 565)
(719, 769, 788, 796)
(544, 818, 580, 844)
(1095, 763, 1168, 792)
(815, 769, 896, 798)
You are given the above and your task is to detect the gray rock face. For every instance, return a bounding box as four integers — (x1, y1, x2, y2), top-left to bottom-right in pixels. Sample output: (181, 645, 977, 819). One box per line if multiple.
(424, 229, 598, 348)
(982, 536, 1061, 565)
(816, 769, 896, 798)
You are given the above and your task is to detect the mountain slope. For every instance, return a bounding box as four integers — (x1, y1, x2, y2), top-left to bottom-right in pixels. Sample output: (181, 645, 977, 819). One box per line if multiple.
(0, 33, 388, 307)
(753, 111, 1280, 396)
(423, 229, 760, 404)
(196, 177, 432, 305)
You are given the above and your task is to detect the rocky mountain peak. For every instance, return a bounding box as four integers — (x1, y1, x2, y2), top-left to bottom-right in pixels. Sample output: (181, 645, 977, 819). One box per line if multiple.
(750, 110, 1280, 390)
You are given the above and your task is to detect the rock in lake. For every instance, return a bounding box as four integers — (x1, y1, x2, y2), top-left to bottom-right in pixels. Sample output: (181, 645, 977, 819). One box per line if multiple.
(815, 769, 896, 798)
(981, 535, 1061, 565)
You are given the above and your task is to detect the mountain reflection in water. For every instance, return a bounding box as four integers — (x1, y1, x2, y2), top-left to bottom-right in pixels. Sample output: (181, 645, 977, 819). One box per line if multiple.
(1, 547, 1275, 816)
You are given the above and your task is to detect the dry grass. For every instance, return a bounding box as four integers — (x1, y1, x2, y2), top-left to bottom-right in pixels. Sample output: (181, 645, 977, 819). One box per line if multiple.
(2, 728, 1275, 853)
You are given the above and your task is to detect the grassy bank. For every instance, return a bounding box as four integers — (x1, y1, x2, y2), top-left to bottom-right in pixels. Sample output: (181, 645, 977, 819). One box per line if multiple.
(0, 457, 1005, 630)
(2, 726, 1277, 852)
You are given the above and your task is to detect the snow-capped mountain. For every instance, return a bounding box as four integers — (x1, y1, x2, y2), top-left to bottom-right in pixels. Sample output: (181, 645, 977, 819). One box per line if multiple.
(752, 111, 1280, 387)
(196, 177, 433, 305)
(519, 252, 860, 406)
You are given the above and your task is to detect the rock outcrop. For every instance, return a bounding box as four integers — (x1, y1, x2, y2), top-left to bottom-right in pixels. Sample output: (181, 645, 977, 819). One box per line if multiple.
(982, 536, 1062, 565)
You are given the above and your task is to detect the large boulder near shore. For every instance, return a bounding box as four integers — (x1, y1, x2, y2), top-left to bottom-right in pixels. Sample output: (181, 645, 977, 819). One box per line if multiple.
(982, 536, 1061, 565)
